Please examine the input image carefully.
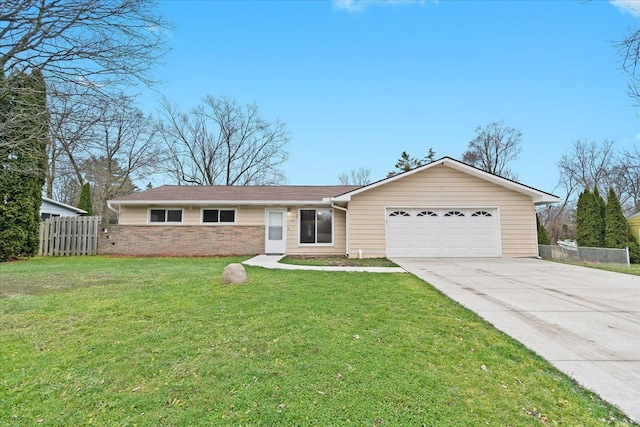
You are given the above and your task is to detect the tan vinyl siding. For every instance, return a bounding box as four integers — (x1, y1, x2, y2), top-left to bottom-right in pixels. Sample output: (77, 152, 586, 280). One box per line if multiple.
(285, 206, 347, 256)
(347, 164, 538, 258)
(117, 205, 265, 226)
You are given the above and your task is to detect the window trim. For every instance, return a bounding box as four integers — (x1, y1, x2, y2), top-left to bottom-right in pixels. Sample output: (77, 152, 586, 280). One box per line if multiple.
(298, 208, 334, 246)
(200, 208, 237, 225)
(148, 208, 184, 224)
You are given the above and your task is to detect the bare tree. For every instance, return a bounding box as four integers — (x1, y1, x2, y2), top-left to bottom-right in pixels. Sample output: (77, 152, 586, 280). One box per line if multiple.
(0, 0, 170, 88)
(46, 83, 104, 198)
(546, 139, 627, 243)
(618, 146, 640, 213)
(618, 15, 640, 104)
(557, 139, 618, 199)
(158, 96, 290, 186)
(0, 0, 171, 194)
(87, 96, 160, 215)
(338, 167, 371, 185)
(48, 93, 160, 213)
(461, 120, 522, 179)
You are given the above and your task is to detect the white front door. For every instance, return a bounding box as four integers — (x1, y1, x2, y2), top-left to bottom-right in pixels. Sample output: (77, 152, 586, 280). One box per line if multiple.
(265, 208, 287, 254)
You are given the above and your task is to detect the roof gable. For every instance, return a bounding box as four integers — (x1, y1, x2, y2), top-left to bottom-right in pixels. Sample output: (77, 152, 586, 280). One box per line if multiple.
(41, 197, 87, 214)
(331, 157, 560, 205)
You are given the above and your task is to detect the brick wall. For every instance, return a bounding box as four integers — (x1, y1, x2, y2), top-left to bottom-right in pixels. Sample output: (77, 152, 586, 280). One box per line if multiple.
(98, 225, 264, 256)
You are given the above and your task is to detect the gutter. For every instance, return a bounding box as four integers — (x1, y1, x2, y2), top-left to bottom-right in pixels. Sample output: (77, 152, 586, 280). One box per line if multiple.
(109, 199, 336, 207)
(331, 202, 349, 257)
(107, 200, 119, 215)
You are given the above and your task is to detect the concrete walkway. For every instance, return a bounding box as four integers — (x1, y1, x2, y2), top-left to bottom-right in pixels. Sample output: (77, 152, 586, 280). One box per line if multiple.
(242, 254, 406, 273)
(392, 257, 640, 423)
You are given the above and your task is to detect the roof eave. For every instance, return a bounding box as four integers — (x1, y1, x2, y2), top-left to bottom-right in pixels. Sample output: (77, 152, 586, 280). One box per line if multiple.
(42, 196, 88, 214)
(108, 199, 334, 207)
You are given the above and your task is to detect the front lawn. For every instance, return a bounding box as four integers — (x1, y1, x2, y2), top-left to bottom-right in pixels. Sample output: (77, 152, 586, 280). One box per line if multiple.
(0, 257, 635, 426)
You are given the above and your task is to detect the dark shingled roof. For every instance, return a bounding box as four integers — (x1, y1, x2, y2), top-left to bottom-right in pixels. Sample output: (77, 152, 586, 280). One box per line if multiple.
(111, 185, 362, 203)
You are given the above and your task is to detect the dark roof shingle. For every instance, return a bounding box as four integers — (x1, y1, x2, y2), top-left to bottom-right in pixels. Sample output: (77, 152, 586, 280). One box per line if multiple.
(111, 185, 362, 203)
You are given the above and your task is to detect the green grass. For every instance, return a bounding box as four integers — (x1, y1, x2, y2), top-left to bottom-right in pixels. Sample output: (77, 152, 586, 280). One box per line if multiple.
(554, 261, 640, 276)
(581, 263, 640, 276)
(280, 255, 398, 267)
(0, 256, 635, 426)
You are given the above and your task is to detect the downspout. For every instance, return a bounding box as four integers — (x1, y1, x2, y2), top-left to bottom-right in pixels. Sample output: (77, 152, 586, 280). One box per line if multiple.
(331, 202, 349, 257)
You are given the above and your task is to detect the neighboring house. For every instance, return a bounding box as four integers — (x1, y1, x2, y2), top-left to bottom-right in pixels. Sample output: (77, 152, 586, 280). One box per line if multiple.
(104, 157, 560, 258)
(627, 212, 640, 242)
(40, 197, 87, 221)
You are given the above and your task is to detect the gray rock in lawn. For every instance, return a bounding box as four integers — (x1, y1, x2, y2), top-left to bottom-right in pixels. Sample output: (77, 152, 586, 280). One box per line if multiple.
(222, 263, 247, 284)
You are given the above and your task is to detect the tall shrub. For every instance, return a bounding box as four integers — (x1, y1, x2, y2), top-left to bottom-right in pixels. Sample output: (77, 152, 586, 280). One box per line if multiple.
(536, 213, 551, 245)
(0, 70, 48, 261)
(77, 183, 93, 216)
(593, 187, 606, 247)
(605, 188, 627, 248)
(576, 189, 605, 248)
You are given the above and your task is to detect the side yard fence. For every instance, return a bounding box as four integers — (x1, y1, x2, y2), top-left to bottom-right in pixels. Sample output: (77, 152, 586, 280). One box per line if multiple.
(538, 244, 630, 267)
(39, 216, 101, 256)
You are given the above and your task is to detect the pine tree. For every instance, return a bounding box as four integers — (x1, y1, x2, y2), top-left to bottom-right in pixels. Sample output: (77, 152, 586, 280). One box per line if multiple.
(536, 213, 551, 245)
(0, 70, 48, 261)
(576, 189, 606, 248)
(593, 187, 606, 247)
(575, 190, 590, 246)
(605, 188, 627, 248)
(77, 182, 93, 216)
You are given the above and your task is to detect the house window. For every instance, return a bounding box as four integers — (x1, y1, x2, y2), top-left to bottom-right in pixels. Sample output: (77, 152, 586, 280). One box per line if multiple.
(300, 209, 333, 244)
(150, 209, 183, 223)
(40, 213, 60, 221)
(202, 208, 236, 224)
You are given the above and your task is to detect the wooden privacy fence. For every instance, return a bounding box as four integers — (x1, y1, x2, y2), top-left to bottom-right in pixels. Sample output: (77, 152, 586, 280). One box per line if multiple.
(39, 216, 101, 256)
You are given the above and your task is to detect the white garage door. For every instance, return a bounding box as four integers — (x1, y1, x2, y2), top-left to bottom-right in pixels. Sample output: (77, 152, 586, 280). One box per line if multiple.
(386, 208, 500, 257)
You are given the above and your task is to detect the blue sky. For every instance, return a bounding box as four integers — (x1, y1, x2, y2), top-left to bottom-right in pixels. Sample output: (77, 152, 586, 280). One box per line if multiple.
(143, 0, 640, 196)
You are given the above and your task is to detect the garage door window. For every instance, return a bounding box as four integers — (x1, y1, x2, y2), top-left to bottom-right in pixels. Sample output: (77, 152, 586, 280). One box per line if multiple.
(444, 210, 465, 217)
(389, 210, 410, 217)
(300, 209, 333, 245)
(417, 210, 438, 217)
(472, 210, 492, 217)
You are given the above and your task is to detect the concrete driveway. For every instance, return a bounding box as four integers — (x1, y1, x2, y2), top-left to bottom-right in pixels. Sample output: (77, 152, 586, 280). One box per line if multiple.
(392, 257, 640, 423)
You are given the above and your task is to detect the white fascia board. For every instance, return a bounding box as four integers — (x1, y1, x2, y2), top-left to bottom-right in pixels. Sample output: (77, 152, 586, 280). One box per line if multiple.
(331, 157, 560, 205)
(108, 199, 334, 207)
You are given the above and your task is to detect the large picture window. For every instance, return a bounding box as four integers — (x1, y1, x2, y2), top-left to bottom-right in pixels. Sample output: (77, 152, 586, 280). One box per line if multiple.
(299, 209, 332, 244)
(202, 209, 236, 224)
(149, 209, 183, 223)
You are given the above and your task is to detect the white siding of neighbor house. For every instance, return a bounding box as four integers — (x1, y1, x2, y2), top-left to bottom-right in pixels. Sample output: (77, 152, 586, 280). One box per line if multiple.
(40, 199, 83, 217)
(347, 164, 538, 258)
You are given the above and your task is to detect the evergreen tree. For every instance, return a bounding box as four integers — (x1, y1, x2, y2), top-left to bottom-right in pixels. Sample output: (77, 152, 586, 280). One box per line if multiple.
(593, 187, 606, 247)
(77, 182, 93, 216)
(605, 188, 627, 248)
(0, 70, 48, 261)
(576, 189, 606, 247)
(575, 190, 590, 246)
(536, 213, 551, 245)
